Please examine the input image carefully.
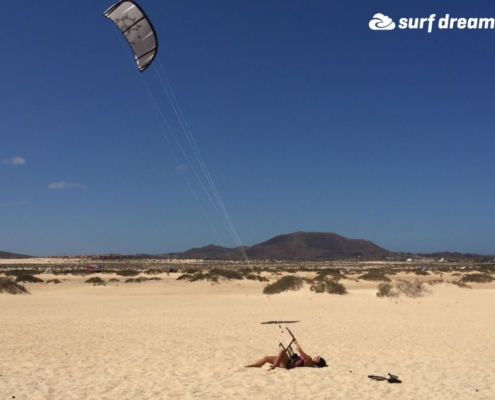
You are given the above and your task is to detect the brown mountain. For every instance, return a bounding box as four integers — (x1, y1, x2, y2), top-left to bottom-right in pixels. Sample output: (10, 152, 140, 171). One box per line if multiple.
(244, 231, 391, 260)
(175, 231, 392, 260)
(0, 250, 34, 259)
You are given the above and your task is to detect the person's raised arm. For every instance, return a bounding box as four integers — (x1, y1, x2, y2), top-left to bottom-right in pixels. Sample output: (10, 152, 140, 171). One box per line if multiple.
(293, 339, 311, 361)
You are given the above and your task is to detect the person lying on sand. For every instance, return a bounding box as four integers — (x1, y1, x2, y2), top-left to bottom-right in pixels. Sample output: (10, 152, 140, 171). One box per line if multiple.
(245, 339, 326, 370)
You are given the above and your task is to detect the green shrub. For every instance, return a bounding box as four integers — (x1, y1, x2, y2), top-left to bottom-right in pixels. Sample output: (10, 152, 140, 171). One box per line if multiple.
(310, 278, 347, 295)
(177, 269, 243, 282)
(209, 269, 243, 280)
(359, 269, 391, 282)
(0, 277, 29, 294)
(46, 279, 61, 284)
(85, 277, 106, 286)
(116, 270, 140, 277)
(108, 278, 120, 283)
(71, 269, 92, 276)
(5, 269, 39, 277)
(16, 274, 43, 283)
(263, 275, 304, 295)
(414, 270, 429, 276)
(245, 274, 269, 282)
(145, 268, 164, 275)
(459, 273, 494, 283)
(314, 268, 346, 281)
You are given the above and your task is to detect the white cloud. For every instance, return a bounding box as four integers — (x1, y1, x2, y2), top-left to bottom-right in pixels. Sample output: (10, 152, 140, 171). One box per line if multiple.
(1, 201, 27, 207)
(48, 181, 87, 189)
(2, 156, 26, 166)
(369, 13, 396, 30)
(175, 164, 188, 174)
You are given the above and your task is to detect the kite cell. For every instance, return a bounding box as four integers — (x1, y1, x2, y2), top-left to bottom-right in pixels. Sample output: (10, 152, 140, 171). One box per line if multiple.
(104, 0, 158, 72)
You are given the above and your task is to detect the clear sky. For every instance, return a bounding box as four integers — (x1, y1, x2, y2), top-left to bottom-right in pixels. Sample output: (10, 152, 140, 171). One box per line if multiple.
(1, 0, 494, 256)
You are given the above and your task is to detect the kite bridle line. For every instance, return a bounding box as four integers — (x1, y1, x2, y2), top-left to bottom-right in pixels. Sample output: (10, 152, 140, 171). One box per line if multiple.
(105, 0, 292, 345)
(109, 22, 236, 262)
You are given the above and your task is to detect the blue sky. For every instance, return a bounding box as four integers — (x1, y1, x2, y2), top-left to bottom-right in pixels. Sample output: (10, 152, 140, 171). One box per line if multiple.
(1, 0, 494, 256)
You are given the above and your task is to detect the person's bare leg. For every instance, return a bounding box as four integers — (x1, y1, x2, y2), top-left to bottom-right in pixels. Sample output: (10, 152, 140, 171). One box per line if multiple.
(245, 355, 277, 367)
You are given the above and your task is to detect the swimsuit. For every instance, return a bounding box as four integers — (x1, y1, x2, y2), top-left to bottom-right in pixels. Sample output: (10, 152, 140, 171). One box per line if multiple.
(286, 353, 304, 369)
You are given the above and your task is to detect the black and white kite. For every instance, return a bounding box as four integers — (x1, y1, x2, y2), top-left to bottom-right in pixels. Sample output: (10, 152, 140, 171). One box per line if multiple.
(103, 0, 158, 72)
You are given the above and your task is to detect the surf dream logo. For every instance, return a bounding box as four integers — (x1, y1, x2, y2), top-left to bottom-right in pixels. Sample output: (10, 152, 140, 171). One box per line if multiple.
(370, 13, 495, 33)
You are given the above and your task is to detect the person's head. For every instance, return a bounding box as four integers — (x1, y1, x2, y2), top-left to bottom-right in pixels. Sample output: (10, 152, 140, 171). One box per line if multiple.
(312, 356, 327, 368)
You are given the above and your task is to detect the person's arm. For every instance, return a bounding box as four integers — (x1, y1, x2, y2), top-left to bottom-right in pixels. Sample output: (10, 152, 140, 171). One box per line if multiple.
(293, 339, 311, 361)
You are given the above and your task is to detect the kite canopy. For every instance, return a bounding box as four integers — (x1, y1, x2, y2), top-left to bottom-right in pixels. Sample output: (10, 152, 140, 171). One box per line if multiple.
(103, 0, 158, 72)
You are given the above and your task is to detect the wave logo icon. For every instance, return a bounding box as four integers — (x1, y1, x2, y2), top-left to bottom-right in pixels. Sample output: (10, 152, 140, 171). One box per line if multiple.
(369, 13, 396, 30)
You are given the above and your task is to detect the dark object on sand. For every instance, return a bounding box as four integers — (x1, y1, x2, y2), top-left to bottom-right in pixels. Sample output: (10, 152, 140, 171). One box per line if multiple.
(368, 373, 402, 384)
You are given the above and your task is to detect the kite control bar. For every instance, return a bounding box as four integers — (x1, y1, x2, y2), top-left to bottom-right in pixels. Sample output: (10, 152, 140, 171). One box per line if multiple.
(279, 327, 296, 357)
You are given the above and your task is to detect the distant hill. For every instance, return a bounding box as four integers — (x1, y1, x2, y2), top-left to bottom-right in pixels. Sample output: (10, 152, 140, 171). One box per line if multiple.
(244, 231, 391, 260)
(179, 244, 250, 259)
(0, 250, 34, 259)
(173, 231, 393, 260)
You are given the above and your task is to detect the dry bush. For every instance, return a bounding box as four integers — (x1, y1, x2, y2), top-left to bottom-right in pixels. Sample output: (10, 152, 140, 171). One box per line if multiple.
(414, 270, 430, 276)
(263, 275, 304, 295)
(459, 273, 494, 283)
(314, 269, 346, 281)
(310, 278, 347, 295)
(125, 276, 161, 283)
(71, 269, 92, 276)
(359, 269, 391, 282)
(376, 279, 428, 298)
(116, 269, 140, 277)
(245, 274, 269, 282)
(177, 269, 243, 283)
(15, 274, 43, 283)
(376, 282, 396, 298)
(0, 277, 29, 294)
(85, 277, 106, 286)
(108, 278, 120, 282)
(5, 269, 39, 277)
(209, 269, 243, 280)
(145, 268, 164, 275)
(46, 279, 61, 284)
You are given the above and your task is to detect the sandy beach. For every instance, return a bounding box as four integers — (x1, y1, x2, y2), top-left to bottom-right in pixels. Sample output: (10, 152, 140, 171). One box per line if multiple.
(1, 261, 494, 399)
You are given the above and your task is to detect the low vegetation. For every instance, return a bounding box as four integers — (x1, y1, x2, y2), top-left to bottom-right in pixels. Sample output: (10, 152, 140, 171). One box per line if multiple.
(177, 268, 263, 283)
(314, 268, 346, 281)
(4, 269, 39, 277)
(15, 274, 43, 283)
(310, 278, 347, 295)
(376, 279, 428, 298)
(263, 276, 304, 295)
(459, 273, 494, 283)
(116, 269, 140, 277)
(145, 268, 164, 275)
(46, 279, 61, 284)
(85, 277, 106, 286)
(0, 277, 29, 294)
(359, 269, 391, 282)
(125, 277, 162, 283)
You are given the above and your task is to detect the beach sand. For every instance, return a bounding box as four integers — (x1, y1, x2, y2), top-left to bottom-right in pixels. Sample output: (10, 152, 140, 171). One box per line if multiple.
(1, 266, 494, 399)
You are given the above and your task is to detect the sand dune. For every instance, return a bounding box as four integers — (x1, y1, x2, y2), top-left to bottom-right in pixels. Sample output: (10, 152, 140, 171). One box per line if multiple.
(1, 270, 494, 399)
